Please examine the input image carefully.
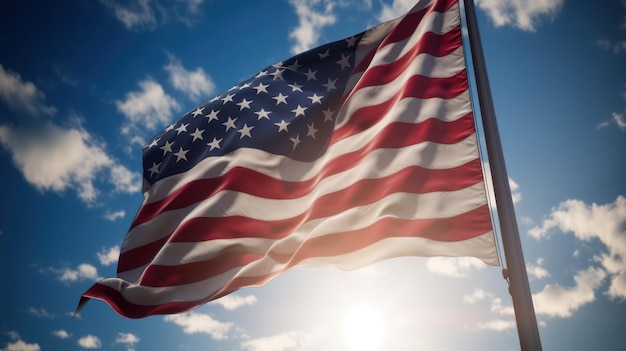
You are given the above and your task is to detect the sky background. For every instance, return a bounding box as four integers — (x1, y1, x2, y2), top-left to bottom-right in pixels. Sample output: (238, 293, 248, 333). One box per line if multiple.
(1, 0, 625, 350)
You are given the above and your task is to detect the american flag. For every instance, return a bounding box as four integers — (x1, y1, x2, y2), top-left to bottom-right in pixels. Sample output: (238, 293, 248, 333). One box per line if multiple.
(80, 0, 498, 318)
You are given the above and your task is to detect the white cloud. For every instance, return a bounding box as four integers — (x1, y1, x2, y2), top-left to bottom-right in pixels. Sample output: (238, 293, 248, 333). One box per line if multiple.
(0, 340, 41, 351)
(97, 246, 120, 266)
(526, 257, 550, 279)
(597, 112, 626, 131)
(0, 122, 141, 204)
(27, 307, 54, 319)
(241, 332, 311, 351)
(532, 266, 607, 317)
(52, 330, 71, 339)
(475, 0, 564, 32)
(209, 294, 258, 310)
(58, 263, 100, 282)
(115, 332, 139, 351)
(376, 0, 414, 22)
(100, 0, 204, 30)
(165, 55, 215, 101)
(78, 335, 101, 349)
(426, 256, 487, 277)
(164, 312, 233, 340)
(104, 210, 125, 221)
(116, 78, 180, 146)
(0, 64, 56, 116)
(477, 319, 516, 331)
(529, 196, 626, 299)
(288, 0, 337, 54)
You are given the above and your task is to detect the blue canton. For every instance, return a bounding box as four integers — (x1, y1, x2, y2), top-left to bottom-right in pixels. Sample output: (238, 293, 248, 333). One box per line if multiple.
(142, 33, 364, 185)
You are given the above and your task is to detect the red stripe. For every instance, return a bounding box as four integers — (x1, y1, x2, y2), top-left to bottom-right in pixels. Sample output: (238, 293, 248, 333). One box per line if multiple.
(136, 205, 491, 287)
(118, 157, 483, 273)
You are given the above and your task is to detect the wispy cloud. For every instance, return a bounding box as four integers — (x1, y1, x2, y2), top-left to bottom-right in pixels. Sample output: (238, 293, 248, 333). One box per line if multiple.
(529, 196, 626, 299)
(241, 332, 312, 351)
(116, 78, 180, 147)
(100, 0, 205, 30)
(164, 312, 233, 340)
(165, 55, 215, 101)
(209, 294, 257, 310)
(475, 0, 564, 32)
(103, 210, 126, 221)
(97, 246, 120, 266)
(288, 0, 337, 54)
(0, 122, 141, 204)
(597, 112, 626, 131)
(0, 64, 56, 116)
(27, 307, 54, 319)
(78, 334, 102, 349)
(426, 256, 487, 277)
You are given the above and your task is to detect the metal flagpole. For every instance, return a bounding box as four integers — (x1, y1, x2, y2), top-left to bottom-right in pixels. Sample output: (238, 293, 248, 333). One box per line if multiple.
(461, 0, 543, 350)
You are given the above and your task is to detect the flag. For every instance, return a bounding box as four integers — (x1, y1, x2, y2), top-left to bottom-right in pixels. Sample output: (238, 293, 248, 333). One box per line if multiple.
(79, 0, 498, 318)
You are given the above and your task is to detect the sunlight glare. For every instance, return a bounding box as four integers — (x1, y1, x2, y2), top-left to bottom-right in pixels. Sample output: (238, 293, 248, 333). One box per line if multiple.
(343, 303, 386, 351)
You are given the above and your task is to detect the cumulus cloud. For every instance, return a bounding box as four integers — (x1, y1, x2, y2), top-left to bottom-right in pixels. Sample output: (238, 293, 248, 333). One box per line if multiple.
(532, 266, 607, 317)
(164, 312, 233, 340)
(241, 332, 312, 351)
(53, 330, 71, 339)
(104, 210, 125, 221)
(0, 122, 141, 204)
(2, 332, 40, 351)
(426, 256, 487, 277)
(288, 0, 337, 54)
(209, 294, 258, 310)
(165, 55, 215, 101)
(377, 0, 415, 22)
(526, 257, 550, 280)
(100, 0, 204, 30)
(78, 335, 101, 349)
(57, 263, 100, 282)
(116, 78, 180, 147)
(0, 64, 56, 116)
(529, 196, 626, 299)
(475, 0, 564, 32)
(97, 246, 120, 266)
(115, 332, 139, 351)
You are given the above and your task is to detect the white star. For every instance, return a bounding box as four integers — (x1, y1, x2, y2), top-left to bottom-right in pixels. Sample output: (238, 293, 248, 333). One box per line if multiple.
(253, 82, 269, 94)
(272, 61, 284, 68)
(271, 68, 285, 80)
(290, 134, 301, 150)
(221, 93, 235, 104)
(323, 78, 337, 91)
(164, 123, 176, 132)
(238, 124, 254, 139)
(145, 138, 160, 149)
(275, 120, 290, 132)
(323, 108, 335, 121)
(206, 109, 220, 122)
(175, 123, 189, 135)
(223, 116, 237, 131)
(273, 93, 288, 105)
(291, 105, 307, 117)
(255, 108, 271, 120)
(288, 82, 303, 92)
(345, 36, 357, 47)
(209, 95, 221, 103)
(190, 128, 205, 142)
(147, 162, 160, 177)
(308, 93, 323, 104)
(173, 147, 189, 162)
(239, 83, 251, 90)
(307, 123, 318, 139)
(207, 137, 222, 151)
(287, 60, 302, 70)
(318, 49, 330, 59)
(304, 68, 317, 81)
(191, 107, 204, 117)
(236, 98, 253, 110)
(255, 70, 268, 78)
(336, 53, 351, 70)
(160, 140, 174, 155)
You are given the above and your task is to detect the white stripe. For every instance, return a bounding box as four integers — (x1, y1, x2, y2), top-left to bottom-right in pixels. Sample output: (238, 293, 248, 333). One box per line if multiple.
(123, 136, 480, 252)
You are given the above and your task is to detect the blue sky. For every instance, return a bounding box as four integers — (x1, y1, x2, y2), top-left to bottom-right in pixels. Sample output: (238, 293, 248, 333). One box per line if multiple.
(1, 0, 625, 350)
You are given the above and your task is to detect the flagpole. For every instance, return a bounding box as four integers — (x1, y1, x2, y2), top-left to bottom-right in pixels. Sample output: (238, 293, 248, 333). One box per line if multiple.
(461, 0, 542, 350)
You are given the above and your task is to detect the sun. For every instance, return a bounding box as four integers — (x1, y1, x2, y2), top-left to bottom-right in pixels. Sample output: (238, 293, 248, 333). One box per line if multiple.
(343, 303, 386, 351)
